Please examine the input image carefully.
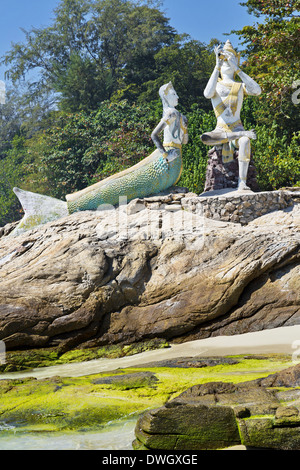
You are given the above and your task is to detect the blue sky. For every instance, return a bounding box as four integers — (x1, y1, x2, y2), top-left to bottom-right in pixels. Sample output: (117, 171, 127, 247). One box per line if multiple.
(0, 0, 259, 80)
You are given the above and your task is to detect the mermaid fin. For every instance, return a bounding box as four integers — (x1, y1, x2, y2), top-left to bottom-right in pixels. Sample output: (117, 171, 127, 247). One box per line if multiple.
(10, 187, 68, 237)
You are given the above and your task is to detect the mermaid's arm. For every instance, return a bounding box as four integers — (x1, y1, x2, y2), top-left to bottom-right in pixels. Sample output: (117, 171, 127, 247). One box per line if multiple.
(151, 110, 177, 158)
(151, 120, 168, 158)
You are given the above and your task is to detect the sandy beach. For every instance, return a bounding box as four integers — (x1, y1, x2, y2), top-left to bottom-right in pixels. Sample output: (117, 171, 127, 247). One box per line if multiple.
(1, 325, 300, 451)
(1, 325, 300, 381)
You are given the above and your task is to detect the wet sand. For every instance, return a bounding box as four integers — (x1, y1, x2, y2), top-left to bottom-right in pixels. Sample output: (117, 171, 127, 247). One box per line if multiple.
(1, 325, 300, 381)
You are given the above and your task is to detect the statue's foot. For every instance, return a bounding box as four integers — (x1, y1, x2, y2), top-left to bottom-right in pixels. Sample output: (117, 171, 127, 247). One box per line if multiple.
(238, 179, 251, 191)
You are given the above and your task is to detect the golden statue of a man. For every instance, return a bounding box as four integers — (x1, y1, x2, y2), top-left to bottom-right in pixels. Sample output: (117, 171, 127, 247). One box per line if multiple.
(201, 40, 261, 191)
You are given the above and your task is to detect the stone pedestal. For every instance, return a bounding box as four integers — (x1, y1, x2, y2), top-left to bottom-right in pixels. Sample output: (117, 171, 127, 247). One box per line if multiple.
(204, 148, 260, 193)
(183, 190, 294, 225)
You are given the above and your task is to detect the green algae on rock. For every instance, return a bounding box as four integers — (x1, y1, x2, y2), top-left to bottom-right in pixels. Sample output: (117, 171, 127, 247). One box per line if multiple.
(133, 362, 300, 451)
(0, 338, 170, 373)
(92, 372, 159, 390)
(0, 355, 294, 434)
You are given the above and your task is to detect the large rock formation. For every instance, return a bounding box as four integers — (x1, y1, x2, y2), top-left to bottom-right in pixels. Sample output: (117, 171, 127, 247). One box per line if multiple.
(0, 188, 299, 352)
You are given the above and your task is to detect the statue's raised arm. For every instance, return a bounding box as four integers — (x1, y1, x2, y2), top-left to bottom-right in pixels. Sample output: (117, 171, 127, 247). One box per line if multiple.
(225, 50, 261, 97)
(203, 45, 225, 100)
(201, 41, 262, 191)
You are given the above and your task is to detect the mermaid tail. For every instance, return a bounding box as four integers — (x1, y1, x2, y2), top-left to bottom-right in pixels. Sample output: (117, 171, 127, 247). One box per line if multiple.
(11, 188, 68, 237)
(10, 147, 182, 236)
(66, 148, 182, 213)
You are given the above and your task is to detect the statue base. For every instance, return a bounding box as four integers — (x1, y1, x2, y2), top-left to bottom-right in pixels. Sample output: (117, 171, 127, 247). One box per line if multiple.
(204, 148, 260, 193)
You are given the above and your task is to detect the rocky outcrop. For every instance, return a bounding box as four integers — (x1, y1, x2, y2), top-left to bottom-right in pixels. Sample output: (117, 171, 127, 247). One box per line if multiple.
(204, 148, 260, 192)
(0, 188, 299, 352)
(93, 371, 159, 389)
(133, 364, 300, 450)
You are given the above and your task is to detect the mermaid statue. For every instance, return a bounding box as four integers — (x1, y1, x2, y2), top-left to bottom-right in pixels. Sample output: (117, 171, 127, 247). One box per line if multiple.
(11, 82, 188, 236)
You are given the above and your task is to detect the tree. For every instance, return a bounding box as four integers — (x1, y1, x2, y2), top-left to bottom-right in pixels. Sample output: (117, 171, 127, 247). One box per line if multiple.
(0, 136, 27, 226)
(241, 0, 298, 17)
(234, 0, 300, 135)
(0, 83, 60, 161)
(135, 38, 216, 113)
(27, 101, 157, 199)
(2, 0, 177, 113)
(0, 88, 22, 159)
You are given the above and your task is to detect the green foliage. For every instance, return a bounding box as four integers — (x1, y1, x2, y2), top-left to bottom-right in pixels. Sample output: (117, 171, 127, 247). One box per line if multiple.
(234, 0, 300, 136)
(53, 54, 114, 113)
(235, 95, 300, 190)
(2, 0, 177, 113)
(0, 84, 60, 165)
(36, 101, 157, 198)
(241, 0, 299, 17)
(0, 136, 27, 225)
(253, 128, 300, 190)
(0, 89, 23, 159)
(179, 106, 215, 194)
(129, 38, 216, 112)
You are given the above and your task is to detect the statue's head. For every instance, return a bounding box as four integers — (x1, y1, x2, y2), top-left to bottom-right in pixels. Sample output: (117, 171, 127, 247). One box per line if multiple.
(159, 82, 178, 109)
(221, 40, 241, 77)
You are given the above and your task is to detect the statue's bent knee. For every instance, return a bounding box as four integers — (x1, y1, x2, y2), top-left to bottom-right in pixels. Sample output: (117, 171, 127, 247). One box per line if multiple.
(201, 133, 211, 145)
(239, 136, 250, 146)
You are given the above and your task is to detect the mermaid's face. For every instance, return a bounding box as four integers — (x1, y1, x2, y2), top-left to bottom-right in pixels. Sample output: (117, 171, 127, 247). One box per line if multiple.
(166, 88, 179, 108)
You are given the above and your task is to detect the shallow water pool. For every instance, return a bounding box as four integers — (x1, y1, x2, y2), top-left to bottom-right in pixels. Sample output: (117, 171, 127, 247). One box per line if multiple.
(0, 419, 136, 450)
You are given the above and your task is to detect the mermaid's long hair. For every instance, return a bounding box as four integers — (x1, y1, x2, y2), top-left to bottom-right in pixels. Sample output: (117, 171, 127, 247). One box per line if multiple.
(159, 82, 174, 111)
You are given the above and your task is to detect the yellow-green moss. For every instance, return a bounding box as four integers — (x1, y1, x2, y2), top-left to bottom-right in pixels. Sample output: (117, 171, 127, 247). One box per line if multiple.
(0, 355, 294, 432)
(0, 339, 170, 373)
